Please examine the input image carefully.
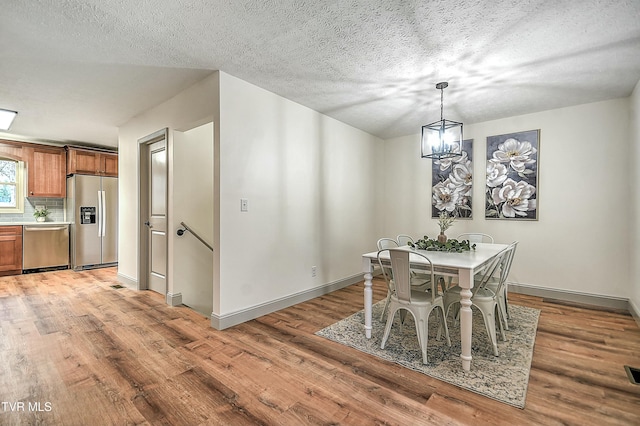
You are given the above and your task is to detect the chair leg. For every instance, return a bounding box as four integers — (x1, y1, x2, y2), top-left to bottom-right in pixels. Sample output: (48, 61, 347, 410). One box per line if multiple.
(442, 292, 459, 324)
(437, 304, 451, 346)
(446, 300, 459, 326)
(398, 310, 409, 333)
(434, 307, 442, 341)
(497, 293, 509, 331)
(453, 304, 461, 325)
(380, 291, 391, 321)
(380, 307, 398, 349)
(504, 285, 511, 319)
(446, 301, 461, 326)
(476, 301, 499, 356)
(486, 284, 509, 330)
(496, 305, 506, 342)
(414, 309, 429, 364)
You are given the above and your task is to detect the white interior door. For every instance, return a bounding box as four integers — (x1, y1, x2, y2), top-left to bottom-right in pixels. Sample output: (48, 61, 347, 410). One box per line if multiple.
(147, 139, 167, 294)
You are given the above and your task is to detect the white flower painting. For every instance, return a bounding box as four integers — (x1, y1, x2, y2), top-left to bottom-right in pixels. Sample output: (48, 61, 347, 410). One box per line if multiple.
(485, 130, 539, 220)
(432, 139, 473, 218)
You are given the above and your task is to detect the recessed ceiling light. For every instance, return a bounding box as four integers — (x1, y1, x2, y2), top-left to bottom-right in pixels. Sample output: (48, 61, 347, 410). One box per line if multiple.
(0, 109, 18, 130)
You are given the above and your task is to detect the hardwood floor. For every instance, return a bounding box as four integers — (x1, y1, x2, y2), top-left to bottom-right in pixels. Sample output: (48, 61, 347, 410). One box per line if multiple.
(1, 268, 639, 425)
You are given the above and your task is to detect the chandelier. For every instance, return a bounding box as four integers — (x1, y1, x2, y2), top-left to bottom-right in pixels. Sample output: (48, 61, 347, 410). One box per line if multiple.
(420, 82, 462, 160)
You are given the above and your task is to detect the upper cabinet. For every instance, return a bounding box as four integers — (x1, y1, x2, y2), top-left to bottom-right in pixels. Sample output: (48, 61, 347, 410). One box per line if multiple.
(66, 147, 118, 177)
(23, 145, 67, 198)
(0, 139, 24, 160)
(0, 140, 117, 198)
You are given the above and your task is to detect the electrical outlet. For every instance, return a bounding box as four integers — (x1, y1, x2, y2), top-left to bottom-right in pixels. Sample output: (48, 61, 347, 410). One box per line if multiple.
(311, 266, 317, 277)
(36, 205, 45, 211)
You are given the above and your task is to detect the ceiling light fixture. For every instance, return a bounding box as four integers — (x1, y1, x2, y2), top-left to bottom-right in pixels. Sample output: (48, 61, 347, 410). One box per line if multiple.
(0, 109, 18, 131)
(421, 82, 462, 160)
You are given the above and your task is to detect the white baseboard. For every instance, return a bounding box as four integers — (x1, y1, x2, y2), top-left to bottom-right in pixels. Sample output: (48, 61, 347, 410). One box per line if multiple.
(210, 273, 363, 330)
(509, 281, 629, 311)
(629, 298, 640, 329)
(117, 272, 138, 290)
(166, 292, 182, 306)
(118, 272, 182, 307)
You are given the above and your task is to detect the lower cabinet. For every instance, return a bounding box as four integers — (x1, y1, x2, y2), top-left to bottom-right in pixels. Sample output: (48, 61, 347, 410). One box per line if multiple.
(0, 226, 22, 276)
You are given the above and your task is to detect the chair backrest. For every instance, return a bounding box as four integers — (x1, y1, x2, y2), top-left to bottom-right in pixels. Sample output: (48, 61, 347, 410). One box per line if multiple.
(377, 248, 436, 304)
(457, 233, 494, 244)
(501, 240, 518, 281)
(377, 238, 399, 250)
(475, 241, 518, 296)
(396, 234, 414, 246)
(474, 246, 509, 295)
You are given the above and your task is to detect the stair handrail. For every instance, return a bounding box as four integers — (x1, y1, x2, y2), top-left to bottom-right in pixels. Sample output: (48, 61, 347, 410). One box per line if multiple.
(176, 221, 213, 252)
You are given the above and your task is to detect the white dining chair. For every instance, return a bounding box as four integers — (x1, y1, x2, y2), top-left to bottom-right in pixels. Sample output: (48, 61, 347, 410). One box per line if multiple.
(396, 234, 414, 246)
(456, 233, 495, 244)
(482, 241, 518, 329)
(378, 248, 451, 364)
(397, 233, 441, 289)
(445, 233, 496, 290)
(377, 238, 429, 321)
(377, 238, 399, 250)
(442, 244, 515, 356)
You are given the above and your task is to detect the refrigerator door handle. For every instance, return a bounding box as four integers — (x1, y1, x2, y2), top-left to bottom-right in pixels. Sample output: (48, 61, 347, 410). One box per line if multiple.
(101, 190, 107, 237)
(97, 190, 103, 237)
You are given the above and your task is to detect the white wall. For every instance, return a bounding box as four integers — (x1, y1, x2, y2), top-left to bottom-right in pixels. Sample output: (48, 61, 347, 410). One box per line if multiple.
(173, 122, 214, 316)
(384, 98, 631, 298)
(631, 80, 640, 316)
(118, 67, 636, 325)
(217, 72, 384, 316)
(117, 72, 220, 293)
(118, 70, 383, 323)
(380, 134, 441, 236)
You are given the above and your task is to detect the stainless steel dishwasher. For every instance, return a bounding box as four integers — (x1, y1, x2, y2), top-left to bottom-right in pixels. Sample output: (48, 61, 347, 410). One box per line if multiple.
(23, 224, 70, 270)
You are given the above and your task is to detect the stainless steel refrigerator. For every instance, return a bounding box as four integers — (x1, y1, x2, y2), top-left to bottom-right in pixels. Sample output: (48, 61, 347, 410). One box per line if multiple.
(66, 175, 118, 269)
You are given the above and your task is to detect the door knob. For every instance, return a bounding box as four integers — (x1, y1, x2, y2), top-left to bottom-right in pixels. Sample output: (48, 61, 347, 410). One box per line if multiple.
(144, 221, 153, 228)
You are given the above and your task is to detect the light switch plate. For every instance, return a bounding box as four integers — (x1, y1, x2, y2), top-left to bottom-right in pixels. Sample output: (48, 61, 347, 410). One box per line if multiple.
(240, 198, 248, 212)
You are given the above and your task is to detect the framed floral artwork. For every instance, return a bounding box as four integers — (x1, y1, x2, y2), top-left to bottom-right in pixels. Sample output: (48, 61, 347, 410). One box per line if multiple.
(485, 130, 539, 220)
(432, 139, 473, 219)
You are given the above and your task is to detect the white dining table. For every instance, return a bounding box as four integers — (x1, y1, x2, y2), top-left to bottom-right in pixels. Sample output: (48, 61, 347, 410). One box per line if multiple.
(361, 243, 508, 371)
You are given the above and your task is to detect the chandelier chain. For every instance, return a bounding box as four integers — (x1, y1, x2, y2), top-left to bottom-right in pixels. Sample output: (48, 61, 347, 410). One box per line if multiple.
(440, 86, 444, 121)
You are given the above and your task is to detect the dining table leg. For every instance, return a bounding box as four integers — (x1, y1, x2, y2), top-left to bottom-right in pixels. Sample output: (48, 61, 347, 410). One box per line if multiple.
(363, 271, 373, 339)
(458, 269, 473, 371)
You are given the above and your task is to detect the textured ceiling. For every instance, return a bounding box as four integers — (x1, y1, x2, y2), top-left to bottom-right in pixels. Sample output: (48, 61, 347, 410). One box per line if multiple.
(1, 0, 640, 148)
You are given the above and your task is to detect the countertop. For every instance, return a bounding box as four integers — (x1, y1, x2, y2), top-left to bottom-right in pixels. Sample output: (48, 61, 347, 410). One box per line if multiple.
(0, 221, 71, 226)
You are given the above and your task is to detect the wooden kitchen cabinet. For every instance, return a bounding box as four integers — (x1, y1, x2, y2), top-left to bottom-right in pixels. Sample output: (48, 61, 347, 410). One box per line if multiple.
(0, 139, 24, 160)
(102, 152, 118, 176)
(0, 226, 22, 276)
(66, 147, 118, 177)
(23, 145, 67, 198)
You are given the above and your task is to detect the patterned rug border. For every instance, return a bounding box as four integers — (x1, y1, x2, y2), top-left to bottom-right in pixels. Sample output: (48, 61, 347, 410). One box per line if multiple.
(315, 301, 540, 409)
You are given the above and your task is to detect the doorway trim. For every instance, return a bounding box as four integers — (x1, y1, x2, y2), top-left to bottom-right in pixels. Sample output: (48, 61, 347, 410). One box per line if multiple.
(138, 128, 169, 292)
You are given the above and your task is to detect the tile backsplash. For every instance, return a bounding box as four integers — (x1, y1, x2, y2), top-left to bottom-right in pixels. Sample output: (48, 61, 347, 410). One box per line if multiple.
(0, 197, 65, 222)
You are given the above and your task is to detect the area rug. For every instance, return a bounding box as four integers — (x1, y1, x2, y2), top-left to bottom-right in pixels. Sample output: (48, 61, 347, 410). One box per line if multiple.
(315, 301, 540, 408)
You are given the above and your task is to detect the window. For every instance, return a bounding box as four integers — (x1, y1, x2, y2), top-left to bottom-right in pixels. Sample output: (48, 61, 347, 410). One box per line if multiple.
(0, 158, 24, 213)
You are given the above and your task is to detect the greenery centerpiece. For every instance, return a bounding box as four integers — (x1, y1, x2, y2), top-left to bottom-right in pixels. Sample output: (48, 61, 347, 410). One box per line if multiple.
(33, 207, 50, 222)
(408, 211, 475, 252)
(408, 236, 475, 252)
